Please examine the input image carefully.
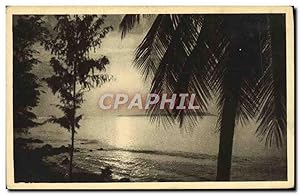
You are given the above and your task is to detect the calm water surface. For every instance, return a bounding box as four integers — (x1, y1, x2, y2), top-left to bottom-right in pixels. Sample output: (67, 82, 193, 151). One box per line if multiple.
(25, 116, 286, 181)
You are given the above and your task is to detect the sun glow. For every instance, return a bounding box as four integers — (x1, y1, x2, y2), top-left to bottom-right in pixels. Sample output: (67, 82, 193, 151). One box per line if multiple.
(115, 117, 135, 148)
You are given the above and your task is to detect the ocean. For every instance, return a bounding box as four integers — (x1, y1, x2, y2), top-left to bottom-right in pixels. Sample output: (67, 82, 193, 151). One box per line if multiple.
(23, 115, 287, 181)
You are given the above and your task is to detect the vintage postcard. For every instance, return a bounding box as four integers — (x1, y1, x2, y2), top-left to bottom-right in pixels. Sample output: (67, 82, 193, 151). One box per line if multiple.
(6, 6, 294, 190)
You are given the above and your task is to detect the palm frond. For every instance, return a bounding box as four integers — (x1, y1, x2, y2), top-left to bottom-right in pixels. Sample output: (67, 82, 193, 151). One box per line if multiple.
(172, 15, 217, 127)
(133, 15, 175, 81)
(123, 14, 178, 127)
(144, 15, 216, 127)
(210, 15, 266, 131)
(119, 14, 141, 39)
(255, 14, 287, 148)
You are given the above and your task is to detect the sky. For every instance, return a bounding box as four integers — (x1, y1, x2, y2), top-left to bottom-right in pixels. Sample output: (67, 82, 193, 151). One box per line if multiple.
(33, 15, 157, 117)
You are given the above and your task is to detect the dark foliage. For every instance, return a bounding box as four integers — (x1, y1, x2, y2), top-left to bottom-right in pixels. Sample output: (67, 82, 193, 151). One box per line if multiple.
(13, 16, 48, 133)
(255, 15, 287, 147)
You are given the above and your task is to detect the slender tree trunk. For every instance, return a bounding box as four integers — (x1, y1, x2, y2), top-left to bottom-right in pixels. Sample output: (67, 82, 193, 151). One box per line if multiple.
(69, 62, 77, 181)
(69, 126, 75, 181)
(216, 16, 245, 180)
(216, 93, 238, 181)
(216, 44, 242, 180)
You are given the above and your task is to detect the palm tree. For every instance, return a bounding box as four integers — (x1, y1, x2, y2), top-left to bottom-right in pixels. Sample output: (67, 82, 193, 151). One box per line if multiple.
(119, 14, 287, 181)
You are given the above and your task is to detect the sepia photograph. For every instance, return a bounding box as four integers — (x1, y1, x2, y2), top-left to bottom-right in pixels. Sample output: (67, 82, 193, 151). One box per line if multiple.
(6, 6, 294, 190)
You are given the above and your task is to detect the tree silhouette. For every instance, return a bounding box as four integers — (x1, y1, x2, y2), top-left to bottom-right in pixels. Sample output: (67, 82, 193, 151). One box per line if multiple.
(13, 16, 48, 133)
(120, 14, 286, 180)
(44, 15, 112, 180)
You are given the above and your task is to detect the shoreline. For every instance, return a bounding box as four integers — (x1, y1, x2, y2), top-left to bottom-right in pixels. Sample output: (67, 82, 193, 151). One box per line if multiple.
(13, 136, 287, 182)
(14, 137, 130, 183)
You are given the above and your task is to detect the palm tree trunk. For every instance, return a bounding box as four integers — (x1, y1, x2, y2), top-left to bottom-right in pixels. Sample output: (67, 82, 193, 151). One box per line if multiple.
(216, 92, 239, 181)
